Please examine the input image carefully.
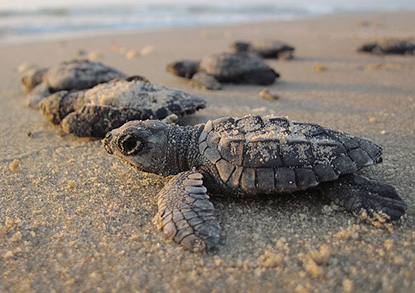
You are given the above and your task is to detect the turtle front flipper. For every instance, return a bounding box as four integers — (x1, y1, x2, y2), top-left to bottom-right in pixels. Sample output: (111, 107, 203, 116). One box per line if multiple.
(26, 83, 53, 109)
(166, 60, 200, 79)
(156, 171, 220, 252)
(190, 72, 222, 90)
(61, 104, 150, 137)
(320, 174, 407, 221)
(20, 67, 48, 93)
(39, 90, 85, 124)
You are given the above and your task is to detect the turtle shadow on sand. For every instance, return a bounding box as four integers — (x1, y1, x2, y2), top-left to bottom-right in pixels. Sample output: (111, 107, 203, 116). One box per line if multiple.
(166, 52, 280, 90)
(103, 114, 407, 252)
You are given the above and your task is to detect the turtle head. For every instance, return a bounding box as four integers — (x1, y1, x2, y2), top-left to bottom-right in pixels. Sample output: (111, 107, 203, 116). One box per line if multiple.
(103, 120, 170, 175)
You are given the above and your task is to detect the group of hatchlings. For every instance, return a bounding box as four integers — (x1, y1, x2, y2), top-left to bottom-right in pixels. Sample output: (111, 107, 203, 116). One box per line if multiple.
(20, 38, 412, 252)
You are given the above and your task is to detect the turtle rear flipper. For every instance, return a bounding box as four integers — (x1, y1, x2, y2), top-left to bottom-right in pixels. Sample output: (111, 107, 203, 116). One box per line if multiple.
(320, 174, 407, 221)
(157, 171, 220, 252)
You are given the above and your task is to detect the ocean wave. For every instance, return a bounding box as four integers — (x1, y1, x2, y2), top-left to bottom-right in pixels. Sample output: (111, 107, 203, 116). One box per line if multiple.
(0, 3, 313, 37)
(0, 3, 313, 18)
(0, 2, 408, 40)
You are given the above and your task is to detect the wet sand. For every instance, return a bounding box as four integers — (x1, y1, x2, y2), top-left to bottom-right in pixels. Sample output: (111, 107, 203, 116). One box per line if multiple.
(1, 11, 415, 292)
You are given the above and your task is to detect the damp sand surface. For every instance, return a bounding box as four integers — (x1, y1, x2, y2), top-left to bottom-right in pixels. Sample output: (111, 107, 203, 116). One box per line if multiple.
(1, 11, 415, 292)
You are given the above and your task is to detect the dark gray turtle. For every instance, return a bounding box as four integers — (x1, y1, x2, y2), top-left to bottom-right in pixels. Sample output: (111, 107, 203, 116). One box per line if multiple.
(166, 52, 279, 90)
(39, 76, 206, 137)
(231, 40, 295, 60)
(357, 39, 415, 55)
(103, 114, 407, 252)
(20, 59, 126, 108)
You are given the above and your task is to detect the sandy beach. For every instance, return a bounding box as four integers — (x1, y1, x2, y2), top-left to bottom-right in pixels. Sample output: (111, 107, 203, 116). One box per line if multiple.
(1, 11, 415, 292)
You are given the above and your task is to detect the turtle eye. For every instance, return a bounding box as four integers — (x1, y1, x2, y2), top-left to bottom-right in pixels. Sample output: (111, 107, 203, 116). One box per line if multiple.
(118, 134, 143, 156)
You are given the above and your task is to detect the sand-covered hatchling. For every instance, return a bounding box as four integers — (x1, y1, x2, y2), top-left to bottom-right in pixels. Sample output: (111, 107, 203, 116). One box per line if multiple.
(103, 114, 407, 252)
(357, 39, 415, 55)
(166, 52, 279, 90)
(20, 59, 126, 108)
(231, 40, 295, 60)
(39, 76, 206, 137)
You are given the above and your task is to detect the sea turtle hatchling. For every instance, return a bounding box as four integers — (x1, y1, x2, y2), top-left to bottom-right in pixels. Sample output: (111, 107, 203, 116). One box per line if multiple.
(20, 59, 126, 108)
(357, 39, 415, 55)
(39, 76, 206, 137)
(103, 114, 407, 252)
(231, 40, 295, 60)
(166, 52, 279, 90)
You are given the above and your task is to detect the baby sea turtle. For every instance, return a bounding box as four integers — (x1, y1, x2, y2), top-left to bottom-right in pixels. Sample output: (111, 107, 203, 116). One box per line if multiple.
(39, 76, 206, 137)
(103, 114, 407, 252)
(357, 39, 415, 55)
(21, 59, 126, 108)
(231, 40, 295, 60)
(166, 52, 279, 90)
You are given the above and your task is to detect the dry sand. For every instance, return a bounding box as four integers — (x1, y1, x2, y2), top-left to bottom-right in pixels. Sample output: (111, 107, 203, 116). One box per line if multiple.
(1, 11, 415, 292)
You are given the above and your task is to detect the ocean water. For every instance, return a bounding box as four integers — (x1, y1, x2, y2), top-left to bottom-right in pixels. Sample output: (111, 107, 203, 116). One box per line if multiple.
(1, 0, 415, 43)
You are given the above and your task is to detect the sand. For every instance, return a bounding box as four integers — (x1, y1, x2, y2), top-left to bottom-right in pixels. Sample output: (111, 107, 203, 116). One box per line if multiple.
(1, 11, 415, 292)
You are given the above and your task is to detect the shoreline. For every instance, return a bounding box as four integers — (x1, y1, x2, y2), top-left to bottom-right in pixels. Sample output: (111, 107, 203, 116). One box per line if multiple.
(1, 9, 414, 47)
(0, 14, 311, 47)
(1, 11, 415, 292)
